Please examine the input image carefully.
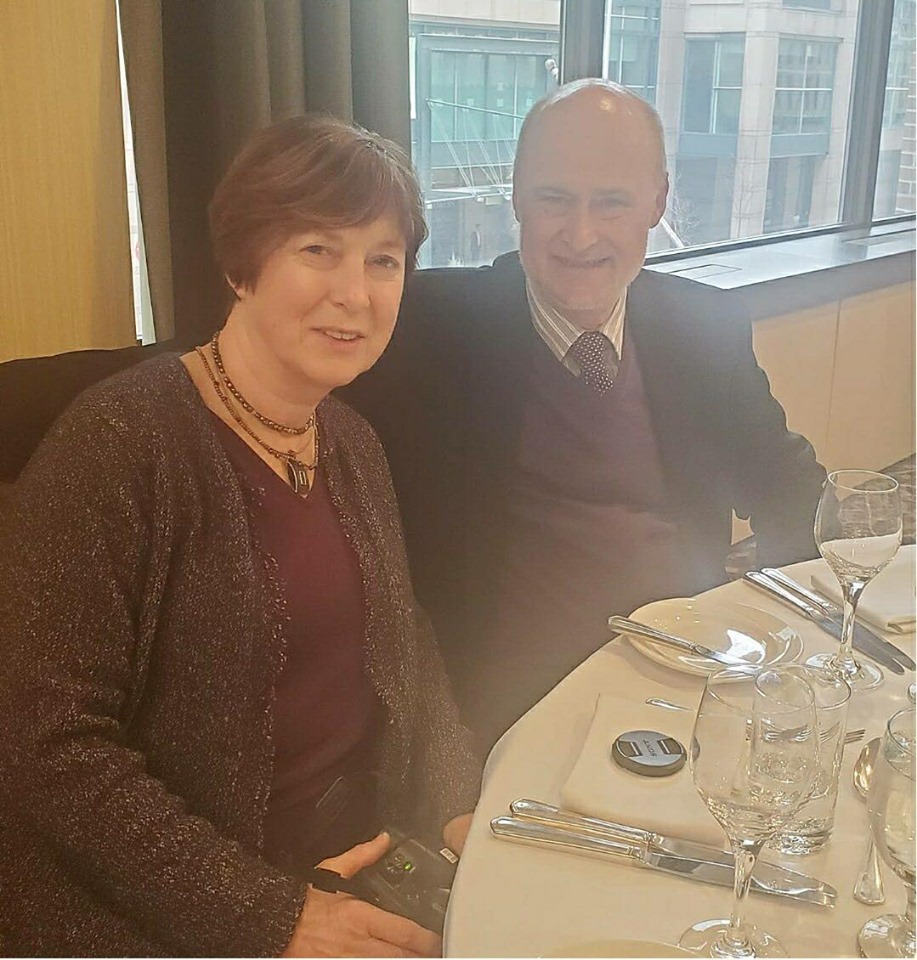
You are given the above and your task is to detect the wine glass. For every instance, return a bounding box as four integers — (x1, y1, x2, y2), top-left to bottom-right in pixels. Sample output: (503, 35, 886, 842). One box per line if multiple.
(858, 708, 916, 959)
(806, 469, 902, 692)
(679, 666, 820, 959)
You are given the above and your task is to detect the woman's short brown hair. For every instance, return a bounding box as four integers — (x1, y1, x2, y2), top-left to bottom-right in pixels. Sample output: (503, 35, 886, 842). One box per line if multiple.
(209, 114, 427, 291)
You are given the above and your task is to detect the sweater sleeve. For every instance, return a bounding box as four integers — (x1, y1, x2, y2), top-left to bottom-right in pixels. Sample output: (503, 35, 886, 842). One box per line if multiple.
(0, 399, 305, 957)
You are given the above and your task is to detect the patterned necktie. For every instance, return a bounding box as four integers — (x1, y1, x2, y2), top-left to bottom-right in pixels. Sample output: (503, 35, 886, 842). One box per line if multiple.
(566, 331, 620, 395)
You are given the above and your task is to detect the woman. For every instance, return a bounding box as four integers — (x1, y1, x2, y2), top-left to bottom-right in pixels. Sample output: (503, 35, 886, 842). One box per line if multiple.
(0, 116, 480, 957)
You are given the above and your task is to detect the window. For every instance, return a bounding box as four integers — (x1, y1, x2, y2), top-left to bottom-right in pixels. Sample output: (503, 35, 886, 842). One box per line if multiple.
(671, 157, 736, 244)
(883, 0, 915, 128)
(782, 0, 833, 9)
(409, 8, 560, 267)
(603, 1, 660, 104)
(764, 155, 818, 231)
(773, 39, 837, 135)
(683, 36, 745, 135)
(875, 0, 916, 217)
(408, 1, 913, 266)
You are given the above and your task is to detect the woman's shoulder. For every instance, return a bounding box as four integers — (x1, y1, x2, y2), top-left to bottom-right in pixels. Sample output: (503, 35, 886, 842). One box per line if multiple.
(63, 353, 199, 432)
(41, 353, 204, 464)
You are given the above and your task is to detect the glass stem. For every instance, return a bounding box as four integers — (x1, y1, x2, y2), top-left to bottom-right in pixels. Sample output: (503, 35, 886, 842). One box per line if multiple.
(721, 838, 764, 955)
(836, 580, 865, 677)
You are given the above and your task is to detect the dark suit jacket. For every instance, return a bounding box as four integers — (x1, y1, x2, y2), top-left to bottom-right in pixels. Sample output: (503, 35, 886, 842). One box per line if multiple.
(343, 253, 825, 733)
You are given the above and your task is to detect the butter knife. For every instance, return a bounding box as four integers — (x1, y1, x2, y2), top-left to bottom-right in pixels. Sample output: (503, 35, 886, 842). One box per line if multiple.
(607, 616, 748, 668)
(761, 567, 915, 672)
(490, 814, 835, 907)
(743, 571, 905, 675)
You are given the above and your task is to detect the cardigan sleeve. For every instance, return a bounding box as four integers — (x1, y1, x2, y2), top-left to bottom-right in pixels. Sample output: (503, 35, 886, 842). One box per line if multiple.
(323, 397, 483, 836)
(0, 399, 306, 957)
(409, 603, 484, 832)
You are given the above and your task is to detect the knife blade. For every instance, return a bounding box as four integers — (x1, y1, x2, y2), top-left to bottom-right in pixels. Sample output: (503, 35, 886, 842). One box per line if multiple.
(761, 567, 915, 671)
(743, 571, 905, 675)
(607, 615, 749, 668)
(490, 815, 835, 907)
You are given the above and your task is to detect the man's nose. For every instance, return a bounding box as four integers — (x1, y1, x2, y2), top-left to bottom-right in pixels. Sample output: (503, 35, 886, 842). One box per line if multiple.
(561, 205, 600, 253)
(329, 260, 371, 311)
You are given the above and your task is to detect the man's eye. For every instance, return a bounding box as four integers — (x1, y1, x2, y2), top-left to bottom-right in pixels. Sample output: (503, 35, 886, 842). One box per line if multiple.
(303, 244, 330, 256)
(595, 197, 628, 213)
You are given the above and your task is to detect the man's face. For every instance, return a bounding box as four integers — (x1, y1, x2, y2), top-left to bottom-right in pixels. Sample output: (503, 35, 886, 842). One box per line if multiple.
(514, 92, 668, 331)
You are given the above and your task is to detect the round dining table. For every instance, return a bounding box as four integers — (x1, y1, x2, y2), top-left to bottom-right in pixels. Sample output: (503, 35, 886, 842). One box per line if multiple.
(443, 557, 915, 957)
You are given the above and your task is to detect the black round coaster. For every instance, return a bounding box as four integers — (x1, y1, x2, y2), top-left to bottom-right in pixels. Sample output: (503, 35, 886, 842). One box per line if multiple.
(611, 729, 687, 777)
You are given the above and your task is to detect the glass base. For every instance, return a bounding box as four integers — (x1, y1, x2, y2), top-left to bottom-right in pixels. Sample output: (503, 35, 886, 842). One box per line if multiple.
(679, 919, 787, 958)
(805, 652, 884, 692)
(772, 821, 832, 855)
(858, 913, 916, 958)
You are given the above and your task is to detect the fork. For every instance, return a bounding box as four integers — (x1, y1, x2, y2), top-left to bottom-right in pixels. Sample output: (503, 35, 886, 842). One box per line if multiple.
(844, 728, 866, 746)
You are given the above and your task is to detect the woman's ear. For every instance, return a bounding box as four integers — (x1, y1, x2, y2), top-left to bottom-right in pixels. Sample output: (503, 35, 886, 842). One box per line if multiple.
(227, 276, 244, 300)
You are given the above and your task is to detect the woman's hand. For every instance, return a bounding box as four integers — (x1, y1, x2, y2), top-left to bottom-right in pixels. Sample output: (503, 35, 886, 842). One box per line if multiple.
(281, 832, 442, 958)
(442, 813, 473, 856)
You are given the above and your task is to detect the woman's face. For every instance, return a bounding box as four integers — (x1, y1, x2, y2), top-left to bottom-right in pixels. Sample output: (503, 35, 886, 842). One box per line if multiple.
(235, 214, 408, 401)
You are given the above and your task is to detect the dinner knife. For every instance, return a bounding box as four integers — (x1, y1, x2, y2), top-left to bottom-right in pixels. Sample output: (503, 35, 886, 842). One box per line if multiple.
(490, 815, 835, 907)
(607, 616, 749, 668)
(743, 571, 905, 675)
(760, 567, 915, 671)
(508, 800, 836, 901)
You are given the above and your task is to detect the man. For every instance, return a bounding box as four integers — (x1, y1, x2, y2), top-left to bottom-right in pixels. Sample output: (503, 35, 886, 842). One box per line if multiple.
(344, 80, 825, 749)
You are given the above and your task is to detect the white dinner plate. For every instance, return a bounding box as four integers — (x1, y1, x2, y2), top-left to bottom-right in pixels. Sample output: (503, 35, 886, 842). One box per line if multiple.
(622, 596, 803, 676)
(541, 939, 696, 957)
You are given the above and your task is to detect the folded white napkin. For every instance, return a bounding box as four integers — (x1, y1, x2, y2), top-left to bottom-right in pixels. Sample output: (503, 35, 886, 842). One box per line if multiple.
(811, 544, 916, 634)
(560, 693, 725, 848)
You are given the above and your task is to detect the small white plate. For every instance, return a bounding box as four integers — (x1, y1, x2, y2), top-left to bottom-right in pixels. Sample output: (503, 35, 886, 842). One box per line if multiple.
(622, 597, 803, 676)
(542, 939, 696, 957)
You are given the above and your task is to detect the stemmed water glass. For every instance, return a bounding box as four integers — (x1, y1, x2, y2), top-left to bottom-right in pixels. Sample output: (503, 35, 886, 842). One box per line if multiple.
(678, 667, 820, 959)
(858, 708, 916, 959)
(806, 469, 902, 692)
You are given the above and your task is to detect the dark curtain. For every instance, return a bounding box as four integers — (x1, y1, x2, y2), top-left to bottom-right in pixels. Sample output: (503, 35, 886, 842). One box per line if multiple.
(120, 0, 411, 346)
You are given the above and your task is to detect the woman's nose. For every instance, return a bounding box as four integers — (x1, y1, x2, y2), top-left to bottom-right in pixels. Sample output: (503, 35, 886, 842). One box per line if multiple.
(329, 261, 371, 311)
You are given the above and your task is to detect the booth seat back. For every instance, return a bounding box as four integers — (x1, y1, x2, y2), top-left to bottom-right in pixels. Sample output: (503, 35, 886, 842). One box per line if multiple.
(0, 341, 178, 484)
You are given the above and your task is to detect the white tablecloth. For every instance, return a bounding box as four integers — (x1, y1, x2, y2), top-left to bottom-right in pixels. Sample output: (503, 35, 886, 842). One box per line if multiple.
(444, 559, 915, 957)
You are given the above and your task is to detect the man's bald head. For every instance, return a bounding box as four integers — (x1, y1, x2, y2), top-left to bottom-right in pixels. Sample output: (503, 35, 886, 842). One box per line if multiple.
(513, 79, 668, 189)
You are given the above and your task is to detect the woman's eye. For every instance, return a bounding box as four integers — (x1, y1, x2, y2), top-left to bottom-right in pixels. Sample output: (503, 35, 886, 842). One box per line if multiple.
(303, 244, 329, 256)
(372, 255, 402, 271)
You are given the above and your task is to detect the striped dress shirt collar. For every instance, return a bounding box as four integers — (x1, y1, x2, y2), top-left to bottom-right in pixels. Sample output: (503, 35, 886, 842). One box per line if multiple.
(525, 280, 627, 373)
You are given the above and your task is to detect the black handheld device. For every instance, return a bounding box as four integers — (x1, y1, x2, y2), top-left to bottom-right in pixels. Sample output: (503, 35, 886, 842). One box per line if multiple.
(347, 826, 459, 935)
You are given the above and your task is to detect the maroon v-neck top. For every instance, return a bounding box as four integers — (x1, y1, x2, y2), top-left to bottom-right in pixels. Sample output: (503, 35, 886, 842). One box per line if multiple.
(210, 416, 381, 863)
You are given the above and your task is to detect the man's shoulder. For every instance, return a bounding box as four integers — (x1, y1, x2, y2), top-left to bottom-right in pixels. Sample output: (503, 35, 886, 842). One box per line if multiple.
(404, 253, 525, 308)
(628, 269, 750, 340)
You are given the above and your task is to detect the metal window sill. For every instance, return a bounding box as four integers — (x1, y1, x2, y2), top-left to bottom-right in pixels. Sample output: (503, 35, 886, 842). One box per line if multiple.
(645, 220, 915, 320)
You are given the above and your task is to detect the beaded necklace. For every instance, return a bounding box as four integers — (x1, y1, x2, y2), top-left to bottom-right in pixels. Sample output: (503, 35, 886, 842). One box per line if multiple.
(195, 345, 318, 496)
(210, 330, 315, 436)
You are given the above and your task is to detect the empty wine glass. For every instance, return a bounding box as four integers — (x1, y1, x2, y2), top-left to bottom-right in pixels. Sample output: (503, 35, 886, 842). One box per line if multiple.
(806, 470, 902, 692)
(679, 666, 820, 958)
(858, 708, 916, 959)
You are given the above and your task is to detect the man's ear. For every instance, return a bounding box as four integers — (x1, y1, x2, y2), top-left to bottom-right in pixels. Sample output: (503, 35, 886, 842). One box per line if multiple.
(651, 173, 669, 228)
(511, 189, 522, 224)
